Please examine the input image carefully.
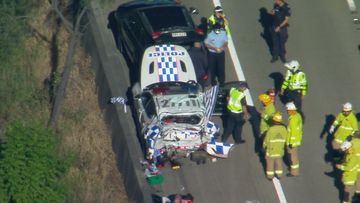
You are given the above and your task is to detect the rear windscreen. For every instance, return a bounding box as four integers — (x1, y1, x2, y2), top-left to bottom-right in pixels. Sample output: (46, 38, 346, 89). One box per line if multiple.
(142, 7, 189, 31)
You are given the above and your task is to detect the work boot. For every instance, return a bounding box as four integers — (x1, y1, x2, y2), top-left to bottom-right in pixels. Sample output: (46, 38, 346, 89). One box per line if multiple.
(270, 56, 278, 63)
(280, 55, 287, 63)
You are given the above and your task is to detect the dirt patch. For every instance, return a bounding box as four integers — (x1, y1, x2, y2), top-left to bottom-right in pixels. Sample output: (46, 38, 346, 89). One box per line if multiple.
(28, 1, 129, 202)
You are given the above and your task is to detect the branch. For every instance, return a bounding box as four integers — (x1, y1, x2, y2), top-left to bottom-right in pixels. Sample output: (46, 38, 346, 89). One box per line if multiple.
(49, 0, 73, 33)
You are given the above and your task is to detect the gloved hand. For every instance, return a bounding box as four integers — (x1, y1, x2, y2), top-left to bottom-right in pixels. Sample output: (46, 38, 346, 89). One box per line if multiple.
(329, 125, 335, 134)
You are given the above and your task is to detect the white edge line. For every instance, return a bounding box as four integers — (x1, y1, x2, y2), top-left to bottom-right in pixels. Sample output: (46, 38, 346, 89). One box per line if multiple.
(346, 0, 357, 12)
(211, 1, 287, 203)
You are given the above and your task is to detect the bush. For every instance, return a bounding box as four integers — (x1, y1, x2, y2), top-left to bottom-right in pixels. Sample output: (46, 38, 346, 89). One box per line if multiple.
(0, 121, 70, 203)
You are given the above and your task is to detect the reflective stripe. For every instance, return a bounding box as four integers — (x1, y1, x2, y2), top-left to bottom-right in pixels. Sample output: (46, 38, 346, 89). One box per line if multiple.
(275, 170, 283, 175)
(335, 139, 344, 144)
(344, 180, 355, 185)
(269, 139, 286, 143)
(267, 153, 281, 157)
(267, 171, 275, 175)
(340, 126, 355, 130)
(291, 164, 299, 169)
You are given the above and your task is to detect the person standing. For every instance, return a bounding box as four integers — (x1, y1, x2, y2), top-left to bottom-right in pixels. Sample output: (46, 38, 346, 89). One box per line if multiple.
(208, 6, 230, 36)
(188, 42, 208, 87)
(221, 82, 249, 144)
(204, 23, 228, 86)
(269, 0, 291, 63)
(336, 141, 360, 203)
(285, 102, 303, 177)
(329, 102, 359, 151)
(258, 93, 276, 139)
(280, 60, 307, 113)
(263, 112, 288, 180)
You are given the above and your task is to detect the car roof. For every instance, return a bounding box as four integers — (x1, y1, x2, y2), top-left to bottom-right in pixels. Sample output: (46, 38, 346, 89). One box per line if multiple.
(140, 44, 197, 90)
(117, 0, 177, 13)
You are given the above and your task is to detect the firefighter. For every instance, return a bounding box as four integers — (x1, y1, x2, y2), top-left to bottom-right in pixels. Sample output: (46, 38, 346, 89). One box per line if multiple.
(285, 102, 303, 176)
(336, 141, 360, 203)
(263, 112, 288, 180)
(279, 60, 307, 113)
(208, 6, 230, 36)
(221, 82, 249, 144)
(329, 102, 359, 151)
(258, 93, 276, 138)
(351, 131, 360, 197)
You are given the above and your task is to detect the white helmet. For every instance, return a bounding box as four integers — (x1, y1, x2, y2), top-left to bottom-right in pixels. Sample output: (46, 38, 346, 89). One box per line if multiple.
(340, 140, 352, 151)
(343, 102, 352, 111)
(285, 102, 297, 110)
(284, 60, 300, 72)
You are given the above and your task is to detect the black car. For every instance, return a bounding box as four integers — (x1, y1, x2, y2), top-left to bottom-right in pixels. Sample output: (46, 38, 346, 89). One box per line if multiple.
(114, 0, 204, 67)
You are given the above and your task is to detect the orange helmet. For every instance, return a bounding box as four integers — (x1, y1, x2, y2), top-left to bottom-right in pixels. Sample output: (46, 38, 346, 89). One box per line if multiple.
(258, 93, 271, 104)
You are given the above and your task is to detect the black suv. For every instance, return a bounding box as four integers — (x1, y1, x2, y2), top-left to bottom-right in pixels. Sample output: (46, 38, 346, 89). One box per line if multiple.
(113, 1, 204, 67)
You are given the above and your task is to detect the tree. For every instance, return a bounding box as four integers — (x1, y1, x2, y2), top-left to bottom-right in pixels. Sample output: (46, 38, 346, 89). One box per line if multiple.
(47, 0, 87, 128)
(0, 122, 70, 202)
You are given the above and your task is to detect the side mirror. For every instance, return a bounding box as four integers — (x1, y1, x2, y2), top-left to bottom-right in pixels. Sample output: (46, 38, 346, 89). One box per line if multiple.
(189, 7, 199, 15)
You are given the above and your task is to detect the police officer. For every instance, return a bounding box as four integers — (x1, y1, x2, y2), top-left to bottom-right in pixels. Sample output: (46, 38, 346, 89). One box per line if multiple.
(329, 102, 359, 151)
(270, 0, 291, 63)
(263, 112, 288, 180)
(204, 23, 228, 86)
(285, 102, 303, 177)
(221, 82, 249, 144)
(208, 6, 230, 36)
(336, 141, 360, 203)
(280, 60, 307, 113)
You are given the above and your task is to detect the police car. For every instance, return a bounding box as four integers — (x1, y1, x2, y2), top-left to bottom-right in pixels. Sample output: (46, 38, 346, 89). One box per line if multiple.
(131, 44, 233, 164)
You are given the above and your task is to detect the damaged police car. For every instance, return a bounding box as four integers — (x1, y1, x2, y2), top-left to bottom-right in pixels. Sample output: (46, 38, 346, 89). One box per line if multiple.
(131, 44, 233, 166)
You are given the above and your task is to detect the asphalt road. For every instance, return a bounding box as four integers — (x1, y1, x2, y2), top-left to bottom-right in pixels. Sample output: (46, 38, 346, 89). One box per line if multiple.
(103, 0, 360, 202)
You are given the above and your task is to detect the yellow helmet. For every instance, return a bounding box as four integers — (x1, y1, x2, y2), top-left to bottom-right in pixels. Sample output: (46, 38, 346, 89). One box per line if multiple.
(272, 112, 283, 122)
(258, 93, 271, 104)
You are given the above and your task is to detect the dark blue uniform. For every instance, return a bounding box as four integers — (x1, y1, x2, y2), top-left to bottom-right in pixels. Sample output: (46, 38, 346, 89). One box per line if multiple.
(271, 2, 291, 62)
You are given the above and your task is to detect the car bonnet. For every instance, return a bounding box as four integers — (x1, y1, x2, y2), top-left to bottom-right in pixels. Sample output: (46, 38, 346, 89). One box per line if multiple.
(140, 44, 197, 90)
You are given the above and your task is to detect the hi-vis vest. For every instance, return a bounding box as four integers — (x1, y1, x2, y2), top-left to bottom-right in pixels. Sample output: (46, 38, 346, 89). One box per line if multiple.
(227, 87, 245, 113)
(208, 15, 230, 35)
(281, 70, 307, 96)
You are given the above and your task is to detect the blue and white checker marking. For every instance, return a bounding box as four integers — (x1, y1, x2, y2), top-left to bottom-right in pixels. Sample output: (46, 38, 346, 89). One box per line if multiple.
(206, 140, 233, 157)
(155, 45, 179, 82)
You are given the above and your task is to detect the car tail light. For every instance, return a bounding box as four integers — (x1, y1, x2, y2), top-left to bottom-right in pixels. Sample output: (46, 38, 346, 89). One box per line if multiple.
(195, 28, 204, 35)
(151, 31, 161, 40)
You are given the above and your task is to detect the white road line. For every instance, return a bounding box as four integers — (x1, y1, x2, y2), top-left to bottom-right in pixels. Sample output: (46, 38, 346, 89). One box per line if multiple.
(211, 0, 254, 106)
(346, 0, 357, 12)
(273, 178, 288, 203)
(211, 1, 287, 203)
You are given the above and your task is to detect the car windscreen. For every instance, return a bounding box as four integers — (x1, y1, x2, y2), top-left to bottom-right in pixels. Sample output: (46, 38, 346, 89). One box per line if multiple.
(142, 6, 190, 31)
(162, 115, 201, 125)
(148, 82, 200, 95)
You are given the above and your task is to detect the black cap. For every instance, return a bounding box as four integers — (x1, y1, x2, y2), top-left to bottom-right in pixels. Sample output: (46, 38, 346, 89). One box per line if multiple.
(238, 81, 248, 88)
(214, 6, 223, 12)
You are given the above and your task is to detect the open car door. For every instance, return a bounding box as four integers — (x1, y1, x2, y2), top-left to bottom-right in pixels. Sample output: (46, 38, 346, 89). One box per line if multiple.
(212, 81, 248, 116)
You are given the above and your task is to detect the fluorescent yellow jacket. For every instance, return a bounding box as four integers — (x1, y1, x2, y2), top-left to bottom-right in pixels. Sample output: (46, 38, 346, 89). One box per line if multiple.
(263, 124, 288, 158)
(281, 70, 307, 96)
(333, 112, 358, 144)
(208, 14, 230, 36)
(339, 152, 359, 186)
(286, 112, 303, 147)
(260, 103, 276, 135)
(227, 88, 245, 113)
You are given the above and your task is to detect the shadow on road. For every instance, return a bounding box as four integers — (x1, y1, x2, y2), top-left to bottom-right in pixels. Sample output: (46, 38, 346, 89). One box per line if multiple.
(320, 114, 343, 201)
(258, 7, 274, 58)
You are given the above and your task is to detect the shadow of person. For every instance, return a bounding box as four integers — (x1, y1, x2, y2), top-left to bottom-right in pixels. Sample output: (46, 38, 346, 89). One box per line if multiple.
(320, 114, 344, 202)
(258, 7, 274, 56)
(268, 72, 286, 104)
